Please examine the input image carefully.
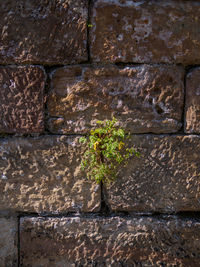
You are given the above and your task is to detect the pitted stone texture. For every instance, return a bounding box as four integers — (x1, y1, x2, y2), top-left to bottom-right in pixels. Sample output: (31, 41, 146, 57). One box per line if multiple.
(0, 136, 100, 213)
(0, 0, 87, 64)
(47, 65, 184, 134)
(91, 0, 200, 64)
(104, 135, 200, 213)
(185, 68, 200, 133)
(0, 217, 18, 267)
(20, 216, 200, 266)
(0, 66, 45, 133)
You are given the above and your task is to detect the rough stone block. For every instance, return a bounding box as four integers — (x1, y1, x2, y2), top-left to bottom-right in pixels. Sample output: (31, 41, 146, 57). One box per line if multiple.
(0, 217, 18, 267)
(47, 65, 184, 134)
(0, 0, 87, 64)
(0, 66, 45, 134)
(90, 0, 200, 64)
(0, 136, 100, 213)
(20, 216, 200, 266)
(104, 135, 200, 213)
(185, 68, 200, 133)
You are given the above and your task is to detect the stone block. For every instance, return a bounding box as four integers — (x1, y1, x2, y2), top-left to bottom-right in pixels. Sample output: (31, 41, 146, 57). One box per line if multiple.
(185, 68, 200, 133)
(0, 136, 100, 213)
(47, 65, 184, 134)
(0, 66, 45, 134)
(0, 0, 87, 64)
(90, 0, 200, 64)
(0, 217, 18, 267)
(104, 135, 200, 213)
(20, 216, 200, 266)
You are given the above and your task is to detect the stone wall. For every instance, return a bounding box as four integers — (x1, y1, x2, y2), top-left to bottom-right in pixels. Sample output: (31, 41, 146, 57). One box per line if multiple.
(0, 1, 200, 266)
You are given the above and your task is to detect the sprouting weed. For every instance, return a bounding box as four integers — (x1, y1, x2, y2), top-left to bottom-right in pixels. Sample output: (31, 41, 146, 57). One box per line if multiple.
(79, 117, 140, 184)
(87, 23, 94, 28)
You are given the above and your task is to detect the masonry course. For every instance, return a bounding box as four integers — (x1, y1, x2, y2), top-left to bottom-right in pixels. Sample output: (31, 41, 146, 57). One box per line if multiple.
(91, 0, 200, 64)
(47, 64, 184, 134)
(20, 216, 200, 266)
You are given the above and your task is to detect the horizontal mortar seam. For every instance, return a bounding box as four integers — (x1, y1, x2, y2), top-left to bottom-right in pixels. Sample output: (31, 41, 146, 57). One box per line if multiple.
(17, 211, 200, 220)
(0, 133, 200, 139)
(1, 63, 200, 68)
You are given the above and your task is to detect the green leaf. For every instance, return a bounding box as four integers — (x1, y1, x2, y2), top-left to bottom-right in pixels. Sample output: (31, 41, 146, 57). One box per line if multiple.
(96, 120, 104, 125)
(87, 23, 94, 28)
(117, 129, 125, 138)
(79, 137, 87, 144)
(135, 151, 140, 157)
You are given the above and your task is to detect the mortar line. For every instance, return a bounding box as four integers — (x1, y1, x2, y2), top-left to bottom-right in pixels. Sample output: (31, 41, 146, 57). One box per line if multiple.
(17, 211, 200, 220)
(87, 0, 92, 63)
(43, 66, 52, 133)
(99, 181, 110, 214)
(1, 62, 200, 67)
(0, 132, 199, 140)
(17, 215, 20, 267)
(180, 67, 187, 133)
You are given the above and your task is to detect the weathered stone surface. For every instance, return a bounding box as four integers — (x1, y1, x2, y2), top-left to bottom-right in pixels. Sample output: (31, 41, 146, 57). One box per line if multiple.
(90, 0, 200, 64)
(0, 136, 100, 213)
(185, 68, 200, 133)
(0, 0, 87, 64)
(47, 65, 184, 134)
(104, 135, 200, 213)
(20, 216, 200, 266)
(0, 217, 18, 267)
(0, 66, 45, 133)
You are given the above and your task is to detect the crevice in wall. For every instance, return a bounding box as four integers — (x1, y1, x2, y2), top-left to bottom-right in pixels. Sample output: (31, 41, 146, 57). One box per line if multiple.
(99, 181, 110, 215)
(86, 0, 92, 63)
(0, 62, 200, 68)
(0, 133, 17, 139)
(18, 211, 113, 219)
(114, 62, 185, 68)
(179, 67, 187, 134)
(17, 211, 200, 220)
(43, 66, 52, 135)
(0, 132, 199, 141)
(185, 65, 200, 73)
(17, 215, 20, 267)
(0, 63, 48, 67)
(127, 132, 200, 137)
(128, 211, 200, 220)
(174, 211, 200, 220)
(43, 65, 64, 74)
(36, 62, 200, 74)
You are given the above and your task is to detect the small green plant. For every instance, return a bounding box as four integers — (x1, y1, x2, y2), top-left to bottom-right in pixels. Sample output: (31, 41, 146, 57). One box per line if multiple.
(79, 117, 140, 184)
(87, 23, 94, 28)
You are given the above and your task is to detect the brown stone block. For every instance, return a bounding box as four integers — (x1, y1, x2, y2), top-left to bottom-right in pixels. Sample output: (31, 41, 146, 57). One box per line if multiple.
(185, 68, 200, 133)
(0, 136, 100, 213)
(20, 216, 200, 266)
(91, 0, 200, 64)
(0, 66, 45, 134)
(0, 0, 87, 64)
(0, 217, 18, 267)
(47, 65, 184, 134)
(104, 135, 200, 213)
